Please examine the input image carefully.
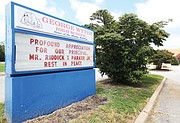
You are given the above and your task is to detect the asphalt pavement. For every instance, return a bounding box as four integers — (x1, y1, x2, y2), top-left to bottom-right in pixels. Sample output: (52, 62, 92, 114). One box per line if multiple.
(150, 66, 180, 84)
(147, 66, 180, 123)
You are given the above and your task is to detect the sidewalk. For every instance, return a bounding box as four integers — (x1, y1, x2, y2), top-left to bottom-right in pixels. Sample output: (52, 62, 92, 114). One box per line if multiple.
(147, 78, 180, 123)
(0, 72, 5, 76)
(0, 75, 5, 103)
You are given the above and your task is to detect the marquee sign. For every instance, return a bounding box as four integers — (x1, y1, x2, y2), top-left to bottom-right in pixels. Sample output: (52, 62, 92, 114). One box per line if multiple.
(5, 2, 96, 123)
(14, 5, 94, 43)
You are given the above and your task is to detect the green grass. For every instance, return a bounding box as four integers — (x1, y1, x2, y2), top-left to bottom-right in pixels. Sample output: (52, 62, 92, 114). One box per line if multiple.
(70, 74, 163, 123)
(0, 103, 7, 123)
(0, 63, 4, 72)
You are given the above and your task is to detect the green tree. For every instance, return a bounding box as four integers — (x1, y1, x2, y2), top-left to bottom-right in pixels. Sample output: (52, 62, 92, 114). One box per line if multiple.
(0, 44, 5, 62)
(171, 56, 179, 65)
(150, 50, 174, 69)
(89, 9, 115, 29)
(86, 10, 169, 83)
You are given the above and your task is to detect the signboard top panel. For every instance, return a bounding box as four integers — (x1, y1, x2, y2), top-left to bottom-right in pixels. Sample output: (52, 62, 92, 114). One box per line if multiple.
(6, 2, 95, 75)
(13, 2, 94, 43)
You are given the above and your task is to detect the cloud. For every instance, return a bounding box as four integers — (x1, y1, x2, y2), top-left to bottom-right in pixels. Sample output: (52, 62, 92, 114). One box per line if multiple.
(76, 2, 101, 24)
(136, 0, 180, 50)
(69, 0, 101, 24)
(163, 35, 180, 49)
(69, 0, 122, 25)
(136, 0, 180, 29)
(68, 0, 81, 11)
(152, 34, 180, 50)
(111, 11, 121, 21)
(95, 0, 104, 4)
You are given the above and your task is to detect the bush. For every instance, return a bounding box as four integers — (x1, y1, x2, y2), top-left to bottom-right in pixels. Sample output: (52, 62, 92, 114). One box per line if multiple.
(87, 11, 170, 84)
(171, 57, 179, 65)
(0, 45, 5, 62)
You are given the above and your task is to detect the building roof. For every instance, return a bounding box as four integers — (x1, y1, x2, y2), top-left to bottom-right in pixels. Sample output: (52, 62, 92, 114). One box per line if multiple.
(176, 53, 180, 58)
(168, 49, 180, 56)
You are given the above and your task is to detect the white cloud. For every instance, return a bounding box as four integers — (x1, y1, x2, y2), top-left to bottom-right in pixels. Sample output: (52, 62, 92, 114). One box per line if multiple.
(111, 11, 121, 21)
(69, 0, 122, 24)
(95, 0, 104, 4)
(76, 2, 100, 24)
(163, 35, 180, 49)
(136, 0, 180, 50)
(69, 0, 81, 11)
(152, 35, 180, 50)
(0, 0, 65, 42)
(136, 0, 180, 29)
(69, 0, 101, 24)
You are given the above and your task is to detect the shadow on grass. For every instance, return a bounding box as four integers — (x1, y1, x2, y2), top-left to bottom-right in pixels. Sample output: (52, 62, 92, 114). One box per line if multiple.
(98, 78, 143, 88)
(97, 74, 162, 88)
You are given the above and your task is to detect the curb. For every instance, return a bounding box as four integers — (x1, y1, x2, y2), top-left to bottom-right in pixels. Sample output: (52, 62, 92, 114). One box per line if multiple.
(134, 77, 167, 123)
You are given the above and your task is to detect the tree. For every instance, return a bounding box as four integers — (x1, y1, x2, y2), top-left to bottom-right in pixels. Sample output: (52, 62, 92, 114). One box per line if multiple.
(86, 10, 170, 83)
(171, 56, 179, 65)
(0, 44, 5, 62)
(89, 9, 115, 29)
(96, 32, 154, 83)
(150, 50, 174, 69)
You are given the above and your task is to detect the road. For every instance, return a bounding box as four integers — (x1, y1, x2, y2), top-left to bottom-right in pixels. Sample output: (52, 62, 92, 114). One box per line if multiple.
(0, 68, 108, 103)
(150, 66, 180, 85)
(148, 66, 180, 123)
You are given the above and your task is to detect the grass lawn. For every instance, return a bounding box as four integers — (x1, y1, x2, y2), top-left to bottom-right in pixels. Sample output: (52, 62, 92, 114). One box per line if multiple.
(70, 74, 163, 123)
(0, 63, 4, 72)
(0, 103, 7, 123)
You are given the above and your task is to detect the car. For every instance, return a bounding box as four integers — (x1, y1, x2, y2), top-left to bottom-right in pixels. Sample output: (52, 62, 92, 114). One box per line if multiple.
(161, 63, 172, 70)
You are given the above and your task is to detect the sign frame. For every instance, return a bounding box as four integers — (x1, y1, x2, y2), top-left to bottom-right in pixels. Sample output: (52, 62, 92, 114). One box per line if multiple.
(6, 2, 95, 75)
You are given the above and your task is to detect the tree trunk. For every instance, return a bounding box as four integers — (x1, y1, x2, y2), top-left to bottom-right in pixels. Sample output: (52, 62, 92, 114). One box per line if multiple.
(156, 63, 162, 70)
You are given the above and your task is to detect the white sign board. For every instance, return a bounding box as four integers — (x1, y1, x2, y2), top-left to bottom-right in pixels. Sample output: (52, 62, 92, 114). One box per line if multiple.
(14, 6, 94, 43)
(15, 33, 94, 71)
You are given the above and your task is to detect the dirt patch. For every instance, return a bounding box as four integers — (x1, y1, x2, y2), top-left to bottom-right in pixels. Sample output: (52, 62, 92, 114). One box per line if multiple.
(24, 95, 107, 123)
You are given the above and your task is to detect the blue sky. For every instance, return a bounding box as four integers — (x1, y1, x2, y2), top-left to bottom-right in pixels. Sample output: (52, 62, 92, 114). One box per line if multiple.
(0, 0, 180, 49)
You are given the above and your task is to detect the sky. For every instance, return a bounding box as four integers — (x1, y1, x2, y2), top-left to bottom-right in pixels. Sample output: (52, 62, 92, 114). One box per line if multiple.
(0, 0, 180, 49)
